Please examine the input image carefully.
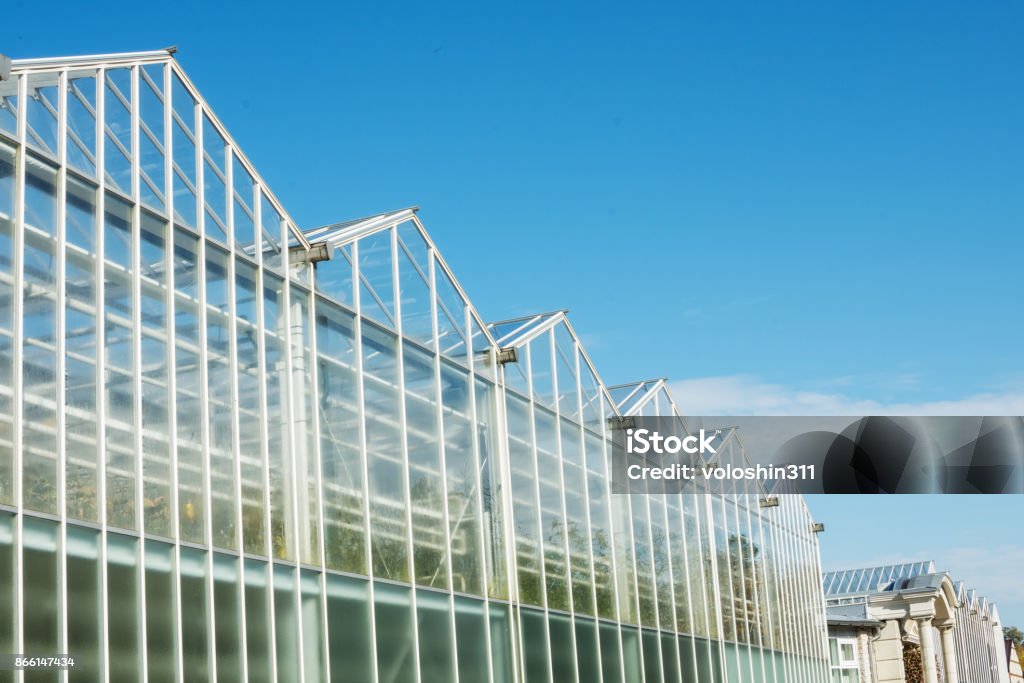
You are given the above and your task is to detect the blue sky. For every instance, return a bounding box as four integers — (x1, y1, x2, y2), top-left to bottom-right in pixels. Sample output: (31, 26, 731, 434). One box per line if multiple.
(6, 0, 1023, 625)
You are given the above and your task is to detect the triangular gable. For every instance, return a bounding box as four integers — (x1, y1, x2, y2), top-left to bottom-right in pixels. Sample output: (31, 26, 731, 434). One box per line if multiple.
(4, 49, 310, 268)
(303, 210, 497, 361)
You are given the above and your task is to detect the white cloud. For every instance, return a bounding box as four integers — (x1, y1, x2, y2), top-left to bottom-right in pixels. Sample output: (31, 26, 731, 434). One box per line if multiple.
(938, 545, 1024, 608)
(668, 374, 1024, 416)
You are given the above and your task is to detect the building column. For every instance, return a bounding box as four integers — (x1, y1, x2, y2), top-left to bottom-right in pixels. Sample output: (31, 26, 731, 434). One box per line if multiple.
(919, 618, 940, 683)
(939, 625, 959, 683)
(857, 630, 874, 683)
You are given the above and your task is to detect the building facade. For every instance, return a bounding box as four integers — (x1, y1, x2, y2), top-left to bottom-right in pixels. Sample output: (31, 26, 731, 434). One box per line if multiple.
(822, 562, 1012, 683)
(0, 49, 831, 682)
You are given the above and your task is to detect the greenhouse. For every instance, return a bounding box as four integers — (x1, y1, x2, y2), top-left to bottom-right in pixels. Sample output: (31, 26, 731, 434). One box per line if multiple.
(0, 48, 830, 682)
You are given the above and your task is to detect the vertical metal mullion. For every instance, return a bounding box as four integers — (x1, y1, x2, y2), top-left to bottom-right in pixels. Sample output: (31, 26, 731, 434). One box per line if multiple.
(639, 487, 664, 683)
(755, 505, 778, 683)
(93, 66, 110, 683)
(730, 490, 754, 681)
(307, 285, 331, 683)
(426, 249, 459, 683)
(280, 224, 305, 683)
(390, 225, 423, 683)
(350, 240, 381, 683)
(520, 340, 556, 683)
(251, 182, 279, 683)
(129, 64, 150, 683)
(10, 72, 26, 683)
(673, 494, 700, 681)
(691, 486, 715, 682)
(493, 362, 522, 683)
(704, 494, 728, 680)
(623, 436, 646, 683)
(547, 329, 580, 683)
(463, 297, 496, 683)
(55, 67, 70, 683)
(655, 495, 680, 683)
(162, 60, 183, 683)
(744, 499, 768, 683)
(595, 396, 627, 683)
(192, 94, 216, 683)
(571, 344, 603, 683)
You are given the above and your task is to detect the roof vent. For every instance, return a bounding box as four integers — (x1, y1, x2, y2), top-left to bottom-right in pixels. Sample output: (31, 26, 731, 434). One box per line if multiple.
(0, 54, 11, 82)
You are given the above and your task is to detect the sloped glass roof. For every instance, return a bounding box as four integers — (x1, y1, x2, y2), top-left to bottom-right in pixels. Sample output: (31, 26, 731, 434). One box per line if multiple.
(822, 561, 937, 596)
(608, 379, 664, 415)
(486, 311, 565, 348)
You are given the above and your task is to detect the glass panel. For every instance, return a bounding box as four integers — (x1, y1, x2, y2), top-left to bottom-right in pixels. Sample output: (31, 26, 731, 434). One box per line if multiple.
(139, 64, 166, 211)
(357, 229, 395, 327)
(202, 115, 228, 243)
(67, 71, 98, 177)
(584, 432, 614, 619)
(171, 96, 198, 228)
(396, 222, 433, 347)
(236, 260, 265, 555)
(206, 244, 237, 549)
(326, 574, 373, 683)
(651, 498, 675, 631)
(0, 143, 12, 505)
(141, 215, 171, 537)
(232, 155, 256, 255)
(145, 541, 177, 683)
(434, 260, 467, 361)
(0, 75, 17, 137)
(529, 331, 554, 408)
(404, 345, 446, 588)
(180, 547, 210, 682)
(453, 596, 489, 683)
(363, 323, 408, 581)
(65, 176, 99, 522)
(316, 299, 364, 573)
(441, 362, 483, 596)
(105, 217, 136, 531)
(66, 526, 101, 681)
(661, 631, 680, 683)
(314, 242, 353, 307)
(0, 515, 12, 668)
(536, 409, 569, 612)
(554, 324, 579, 420)
(25, 72, 59, 157)
(23, 517, 59, 683)
(174, 228, 203, 541)
(374, 582, 416, 683)
(290, 288, 320, 565)
(104, 68, 133, 195)
(23, 188, 59, 513)
(599, 620, 623, 683)
(265, 273, 293, 560)
(507, 395, 543, 607)
(489, 602, 515, 683)
(549, 611, 577, 682)
(641, 629, 662, 683)
(244, 560, 272, 682)
(274, 565, 300, 683)
(107, 532, 142, 682)
(417, 588, 456, 683)
(561, 420, 593, 616)
(475, 379, 508, 601)
(213, 554, 243, 681)
(260, 194, 284, 273)
(301, 570, 326, 681)
(522, 608, 552, 683)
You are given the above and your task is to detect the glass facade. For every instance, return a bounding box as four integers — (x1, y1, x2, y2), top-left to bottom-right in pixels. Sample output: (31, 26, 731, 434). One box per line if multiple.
(0, 50, 830, 682)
